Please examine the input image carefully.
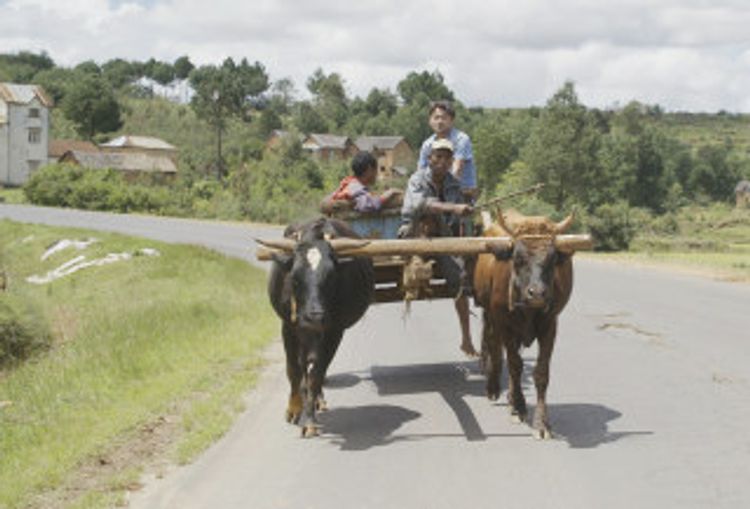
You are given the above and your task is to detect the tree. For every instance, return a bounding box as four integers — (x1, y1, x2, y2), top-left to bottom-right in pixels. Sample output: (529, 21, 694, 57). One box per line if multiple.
(74, 60, 101, 75)
(293, 102, 328, 134)
(258, 109, 283, 138)
(472, 114, 521, 191)
(397, 70, 454, 105)
(173, 56, 194, 80)
(306, 68, 349, 128)
(268, 77, 296, 115)
(523, 82, 603, 210)
(149, 61, 175, 86)
(101, 58, 142, 89)
(61, 73, 122, 139)
(189, 57, 270, 179)
(389, 92, 432, 150)
(32, 67, 76, 103)
(364, 88, 398, 117)
(0, 50, 55, 82)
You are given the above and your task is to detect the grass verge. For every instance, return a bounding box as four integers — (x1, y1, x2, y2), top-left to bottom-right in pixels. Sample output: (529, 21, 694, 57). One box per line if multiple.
(0, 220, 277, 508)
(0, 188, 26, 204)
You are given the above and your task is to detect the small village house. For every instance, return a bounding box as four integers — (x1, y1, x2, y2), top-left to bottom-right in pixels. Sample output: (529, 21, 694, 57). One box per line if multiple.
(99, 135, 178, 159)
(354, 136, 414, 180)
(265, 130, 305, 151)
(0, 83, 53, 186)
(302, 134, 357, 162)
(48, 139, 99, 164)
(60, 150, 177, 182)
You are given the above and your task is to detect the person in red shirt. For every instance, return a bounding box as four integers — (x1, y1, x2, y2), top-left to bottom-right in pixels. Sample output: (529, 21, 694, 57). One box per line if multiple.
(321, 152, 402, 214)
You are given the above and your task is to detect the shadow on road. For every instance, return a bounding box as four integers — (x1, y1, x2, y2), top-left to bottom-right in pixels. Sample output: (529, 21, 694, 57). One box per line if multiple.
(546, 403, 653, 448)
(319, 405, 421, 451)
(321, 361, 651, 450)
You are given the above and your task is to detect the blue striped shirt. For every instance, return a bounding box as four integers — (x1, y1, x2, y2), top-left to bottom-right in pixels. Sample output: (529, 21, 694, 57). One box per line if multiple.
(418, 128, 477, 189)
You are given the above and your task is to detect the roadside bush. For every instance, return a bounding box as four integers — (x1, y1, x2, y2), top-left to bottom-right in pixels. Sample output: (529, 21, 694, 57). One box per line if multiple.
(585, 201, 637, 251)
(0, 295, 51, 368)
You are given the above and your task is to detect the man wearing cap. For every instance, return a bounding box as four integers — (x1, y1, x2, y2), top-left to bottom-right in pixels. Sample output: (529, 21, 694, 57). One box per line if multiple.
(400, 138, 477, 357)
(417, 100, 478, 202)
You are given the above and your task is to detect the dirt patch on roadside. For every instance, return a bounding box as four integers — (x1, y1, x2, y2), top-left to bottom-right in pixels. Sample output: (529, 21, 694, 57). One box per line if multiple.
(26, 411, 183, 509)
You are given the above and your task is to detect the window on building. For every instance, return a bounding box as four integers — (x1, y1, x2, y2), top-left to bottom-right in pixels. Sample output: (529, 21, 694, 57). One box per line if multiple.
(28, 108, 40, 118)
(28, 128, 41, 144)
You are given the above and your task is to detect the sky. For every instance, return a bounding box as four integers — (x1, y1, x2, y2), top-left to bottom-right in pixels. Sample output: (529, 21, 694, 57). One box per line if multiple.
(2, 0, 750, 112)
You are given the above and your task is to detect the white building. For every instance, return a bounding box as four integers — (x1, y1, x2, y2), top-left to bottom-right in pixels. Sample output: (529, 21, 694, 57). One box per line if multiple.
(0, 83, 53, 186)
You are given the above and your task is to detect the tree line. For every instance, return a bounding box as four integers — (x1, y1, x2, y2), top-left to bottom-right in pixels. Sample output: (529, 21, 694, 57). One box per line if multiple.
(3, 50, 749, 236)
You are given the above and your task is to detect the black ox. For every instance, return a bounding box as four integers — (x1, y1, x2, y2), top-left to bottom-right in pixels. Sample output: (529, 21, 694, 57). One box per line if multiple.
(264, 218, 374, 437)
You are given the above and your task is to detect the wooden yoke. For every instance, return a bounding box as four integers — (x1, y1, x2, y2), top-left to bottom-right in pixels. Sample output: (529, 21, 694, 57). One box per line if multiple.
(255, 236, 515, 261)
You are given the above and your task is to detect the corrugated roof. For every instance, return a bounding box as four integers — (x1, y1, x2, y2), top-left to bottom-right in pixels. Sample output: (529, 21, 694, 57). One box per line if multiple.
(49, 139, 99, 158)
(100, 135, 176, 151)
(355, 136, 407, 152)
(63, 150, 177, 173)
(306, 134, 351, 149)
(0, 83, 53, 107)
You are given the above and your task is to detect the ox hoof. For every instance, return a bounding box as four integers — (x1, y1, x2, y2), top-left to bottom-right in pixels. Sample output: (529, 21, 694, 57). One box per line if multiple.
(486, 388, 500, 401)
(533, 428, 553, 440)
(301, 424, 321, 438)
(509, 412, 526, 425)
(316, 397, 328, 412)
(285, 409, 301, 424)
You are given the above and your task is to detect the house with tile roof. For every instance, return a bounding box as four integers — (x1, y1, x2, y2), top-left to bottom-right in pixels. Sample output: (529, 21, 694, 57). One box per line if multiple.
(302, 133, 357, 161)
(99, 135, 178, 158)
(60, 149, 177, 181)
(354, 136, 414, 180)
(0, 83, 53, 186)
(48, 139, 99, 164)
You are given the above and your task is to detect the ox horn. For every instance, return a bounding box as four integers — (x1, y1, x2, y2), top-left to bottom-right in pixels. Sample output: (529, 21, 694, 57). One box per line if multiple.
(495, 207, 516, 237)
(329, 238, 372, 252)
(554, 234, 593, 253)
(554, 210, 576, 234)
(254, 238, 296, 251)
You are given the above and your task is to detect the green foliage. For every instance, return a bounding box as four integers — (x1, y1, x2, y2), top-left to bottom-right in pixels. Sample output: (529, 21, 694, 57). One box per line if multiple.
(0, 50, 55, 82)
(293, 101, 329, 134)
(473, 111, 530, 190)
(397, 70, 454, 104)
(523, 82, 604, 210)
(189, 57, 270, 177)
(173, 55, 195, 80)
(61, 73, 122, 139)
(585, 201, 638, 251)
(306, 68, 349, 129)
(0, 294, 51, 368)
(0, 222, 276, 508)
(23, 164, 176, 213)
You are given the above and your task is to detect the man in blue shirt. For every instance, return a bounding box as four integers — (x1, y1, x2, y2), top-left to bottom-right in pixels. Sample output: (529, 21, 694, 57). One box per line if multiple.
(417, 100, 478, 201)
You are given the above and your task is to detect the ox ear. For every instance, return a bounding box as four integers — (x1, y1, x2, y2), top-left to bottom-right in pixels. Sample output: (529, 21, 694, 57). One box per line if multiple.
(490, 243, 513, 261)
(271, 251, 293, 271)
(555, 251, 571, 266)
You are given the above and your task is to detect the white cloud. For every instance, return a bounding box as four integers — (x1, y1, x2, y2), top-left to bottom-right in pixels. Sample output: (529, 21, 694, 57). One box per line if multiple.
(1, 0, 749, 111)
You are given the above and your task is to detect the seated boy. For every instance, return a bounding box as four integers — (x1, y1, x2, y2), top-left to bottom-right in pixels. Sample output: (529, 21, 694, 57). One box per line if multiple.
(321, 152, 402, 214)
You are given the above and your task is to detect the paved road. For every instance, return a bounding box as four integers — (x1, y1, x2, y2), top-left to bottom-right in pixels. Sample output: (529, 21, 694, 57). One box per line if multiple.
(3, 205, 749, 509)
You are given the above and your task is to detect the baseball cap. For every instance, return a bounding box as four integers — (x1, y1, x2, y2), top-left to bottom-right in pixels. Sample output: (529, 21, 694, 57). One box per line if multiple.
(431, 138, 454, 153)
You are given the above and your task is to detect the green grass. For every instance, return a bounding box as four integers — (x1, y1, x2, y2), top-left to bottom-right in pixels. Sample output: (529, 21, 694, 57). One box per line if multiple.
(0, 187, 26, 204)
(586, 204, 750, 281)
(0, 220, 277, 508)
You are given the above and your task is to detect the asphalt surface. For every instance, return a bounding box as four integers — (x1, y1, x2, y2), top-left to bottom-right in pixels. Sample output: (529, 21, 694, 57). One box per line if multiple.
(3, 204, 749, 509)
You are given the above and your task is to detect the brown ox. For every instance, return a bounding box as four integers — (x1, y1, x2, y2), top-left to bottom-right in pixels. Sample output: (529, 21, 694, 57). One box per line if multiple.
(473, 209, 586, 439)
